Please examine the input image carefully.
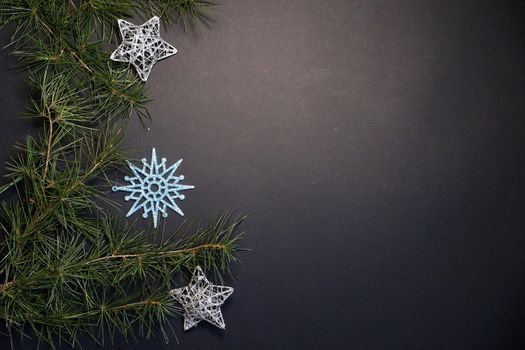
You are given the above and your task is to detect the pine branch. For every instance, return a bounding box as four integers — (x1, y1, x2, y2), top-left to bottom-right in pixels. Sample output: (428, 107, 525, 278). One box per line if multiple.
(0, 212, 244, 348)
(0, 0, 245, 348)
(86, 243, 228, 264)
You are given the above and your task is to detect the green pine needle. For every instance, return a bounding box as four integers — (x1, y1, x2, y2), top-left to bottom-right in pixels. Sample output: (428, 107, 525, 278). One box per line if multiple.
(0, 0, 243, 348)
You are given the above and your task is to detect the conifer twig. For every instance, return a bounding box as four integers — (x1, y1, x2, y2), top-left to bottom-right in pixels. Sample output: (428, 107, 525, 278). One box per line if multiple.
(0, 1, 241, 348)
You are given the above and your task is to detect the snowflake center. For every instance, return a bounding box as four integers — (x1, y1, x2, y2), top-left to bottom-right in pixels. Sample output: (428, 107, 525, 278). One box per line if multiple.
(143, 176, 166, 198)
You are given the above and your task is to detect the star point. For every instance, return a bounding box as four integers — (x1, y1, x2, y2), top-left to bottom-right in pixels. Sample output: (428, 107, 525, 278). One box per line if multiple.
(110, 16, 177, 81)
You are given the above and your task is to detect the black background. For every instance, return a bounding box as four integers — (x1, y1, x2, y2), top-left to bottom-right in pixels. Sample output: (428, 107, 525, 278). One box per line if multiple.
(1, 1, 525, 349)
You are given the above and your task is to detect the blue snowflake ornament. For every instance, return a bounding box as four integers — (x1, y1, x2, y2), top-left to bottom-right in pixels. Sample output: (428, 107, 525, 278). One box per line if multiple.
(112, 148, 194, 228)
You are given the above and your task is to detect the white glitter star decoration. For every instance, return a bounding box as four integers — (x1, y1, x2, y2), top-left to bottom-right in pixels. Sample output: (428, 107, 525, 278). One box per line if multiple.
(112, 148, 194, 228)
(171, 266, 234, 331)
(110, 16, 177, 81)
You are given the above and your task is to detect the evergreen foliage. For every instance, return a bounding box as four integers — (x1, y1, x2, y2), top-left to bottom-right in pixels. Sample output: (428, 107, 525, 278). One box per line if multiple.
(0, 0, 243, 347)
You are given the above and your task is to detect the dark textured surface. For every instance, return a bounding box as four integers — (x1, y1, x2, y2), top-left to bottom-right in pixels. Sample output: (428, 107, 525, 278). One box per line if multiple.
(1, 1, 525, 349)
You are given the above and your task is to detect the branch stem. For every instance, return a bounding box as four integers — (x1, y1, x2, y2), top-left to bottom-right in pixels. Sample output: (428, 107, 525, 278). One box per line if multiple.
(86, 243, 226, 264)
(42, 118, 53, 180)
(0, 243, 227, 292)
(63, 299, 162, 320)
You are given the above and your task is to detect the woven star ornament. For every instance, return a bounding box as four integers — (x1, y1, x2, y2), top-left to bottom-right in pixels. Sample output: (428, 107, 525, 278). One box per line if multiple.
(171, 266, 234, 330)
(110, 16, 177, 81)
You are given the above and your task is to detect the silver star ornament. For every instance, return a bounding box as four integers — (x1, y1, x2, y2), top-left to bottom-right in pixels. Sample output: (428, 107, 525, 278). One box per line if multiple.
(171, 266, 234, 330)
(110, 16, 177, 81)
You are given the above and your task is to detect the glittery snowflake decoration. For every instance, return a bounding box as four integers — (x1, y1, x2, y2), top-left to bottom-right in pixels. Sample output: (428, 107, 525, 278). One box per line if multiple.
(112, 148, 194, 228)
(110, 16, 177, 81)
(171, 266, 234, 330)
